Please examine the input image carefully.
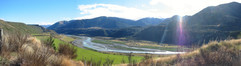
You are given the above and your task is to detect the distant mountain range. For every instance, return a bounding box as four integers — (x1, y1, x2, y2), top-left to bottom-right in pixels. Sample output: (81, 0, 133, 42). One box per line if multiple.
(48, 16, 163, 30)
(47, 2, 241, 45)
(40, 25, 51, 28)
(47, 17, 163, 37)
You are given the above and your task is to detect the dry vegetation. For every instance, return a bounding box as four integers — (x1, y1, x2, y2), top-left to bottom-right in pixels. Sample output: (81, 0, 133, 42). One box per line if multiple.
(137, 39, 241, 66)
(58, 44, 77, 59)
(0, 32, 84, 66)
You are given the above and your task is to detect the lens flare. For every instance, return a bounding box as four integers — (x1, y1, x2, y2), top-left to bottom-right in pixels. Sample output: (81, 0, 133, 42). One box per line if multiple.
(160, 22, 169, 45)
(177, 16, 185, 46)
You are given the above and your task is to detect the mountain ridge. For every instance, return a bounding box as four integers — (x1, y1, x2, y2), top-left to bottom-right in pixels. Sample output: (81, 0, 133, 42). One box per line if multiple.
(0, 20, 54, 34)
(48, 16, 163, 30)
(47, 2, 241, 45)
(134, 2, 241, 45)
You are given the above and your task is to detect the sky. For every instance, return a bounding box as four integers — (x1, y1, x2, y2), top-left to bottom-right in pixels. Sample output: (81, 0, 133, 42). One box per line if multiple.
(0, 0, 241, 25)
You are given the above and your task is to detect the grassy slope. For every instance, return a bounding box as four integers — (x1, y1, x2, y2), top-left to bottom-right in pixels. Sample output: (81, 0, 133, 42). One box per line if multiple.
(35, 35, 144, 64)
(139, 39, 241, 66)
(0, 20, 50, 34)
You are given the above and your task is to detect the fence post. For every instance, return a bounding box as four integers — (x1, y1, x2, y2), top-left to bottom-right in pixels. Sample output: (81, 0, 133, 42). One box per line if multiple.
(0, 28, 2, 42)
(0, 28, 2, 52)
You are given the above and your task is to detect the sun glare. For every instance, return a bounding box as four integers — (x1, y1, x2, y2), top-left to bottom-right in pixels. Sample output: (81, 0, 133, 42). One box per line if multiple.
(177, 16, 185, 46)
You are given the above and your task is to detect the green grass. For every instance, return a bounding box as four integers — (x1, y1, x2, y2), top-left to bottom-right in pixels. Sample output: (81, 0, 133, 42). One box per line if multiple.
(0, 20, 49, 34)
(59, 35, 75, 43)
(92, 39, 113, 44)
(92, 39, 126, 45)
(112, 41, 126, 44)
(74, 46, 143, 64)
(35, 35, 144, 65)
(238, 32, 241, 39)
(139, 46, 178, 51)
(35, 35, 49, 42)
(112, 46, 144, 51)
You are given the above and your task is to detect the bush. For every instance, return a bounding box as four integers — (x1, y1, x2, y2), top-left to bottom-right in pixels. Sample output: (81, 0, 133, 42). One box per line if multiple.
(14, 48, 62, 66)
(58, 44, 77, 59)
(45, 36, 55, 48)
(199, 41, 240, 66)
(0, 32, 28, 59)
(0, 32, 64, 66)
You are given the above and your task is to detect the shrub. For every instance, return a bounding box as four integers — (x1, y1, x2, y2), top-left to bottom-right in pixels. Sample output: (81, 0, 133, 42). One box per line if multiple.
(58, 44, 77, 59)
(0, 32, 28, 59)
(45, 36, 55, 48)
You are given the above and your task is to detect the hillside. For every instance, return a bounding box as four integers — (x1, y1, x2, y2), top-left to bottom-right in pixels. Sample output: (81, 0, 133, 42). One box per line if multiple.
(0, 20, 53, 34)
(48, 16, 163, 30)
(136, 18, 164, 26)
(137, 39, 241, 66)
(134, 2, 241, 45)
(47, 16, 163, 36)
(40, 25, 51, 28)
(47, 2, 241, 46)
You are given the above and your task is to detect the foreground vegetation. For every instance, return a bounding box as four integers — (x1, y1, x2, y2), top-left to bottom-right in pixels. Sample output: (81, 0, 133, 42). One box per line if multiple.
(2, 32, 241, 66)
(138, 39, 241, 66)
(2, 29, 241, 66)
(0, 32, 84, 66)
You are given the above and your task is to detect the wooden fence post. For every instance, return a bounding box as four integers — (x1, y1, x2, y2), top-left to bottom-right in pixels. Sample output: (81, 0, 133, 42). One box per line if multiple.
(0, 28, 2, 52)
(0, 28, 2, 42)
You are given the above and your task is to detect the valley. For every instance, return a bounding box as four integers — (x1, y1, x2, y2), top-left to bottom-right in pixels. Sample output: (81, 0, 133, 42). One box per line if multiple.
(1, 1, 241, 66)
(71, 35, 186, 54)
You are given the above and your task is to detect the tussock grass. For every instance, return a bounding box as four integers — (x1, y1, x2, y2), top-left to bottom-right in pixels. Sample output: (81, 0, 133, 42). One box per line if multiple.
(138, 39, 241, 66)
(0, 32, 84, 66)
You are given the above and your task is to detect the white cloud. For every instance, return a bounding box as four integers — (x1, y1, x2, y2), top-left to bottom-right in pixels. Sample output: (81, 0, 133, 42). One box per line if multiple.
(150, 0, 241, 16)
(76, 1, 241, 20)
(0, 18, 4, 20)
(62, 17, 72, 21)
(76, 4, 165, 20)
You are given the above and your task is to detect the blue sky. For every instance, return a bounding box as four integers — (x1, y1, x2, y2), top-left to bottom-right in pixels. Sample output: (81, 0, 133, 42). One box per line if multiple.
(0, 0, 240, 25)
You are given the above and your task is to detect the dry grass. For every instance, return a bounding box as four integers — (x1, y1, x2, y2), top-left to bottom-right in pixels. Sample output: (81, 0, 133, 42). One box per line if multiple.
(58, 44, 77, 59)
(61, 57, 84, 66)
(137, 39, 241, 66)
(0, 32, 84, 66)
(15, 47, 61, 66)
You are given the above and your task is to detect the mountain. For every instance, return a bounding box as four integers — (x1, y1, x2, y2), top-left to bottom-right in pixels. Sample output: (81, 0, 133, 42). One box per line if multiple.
(48, 16, 164, 30)
(48, 2, 241, 45)
(40, 25, 51, 28)
(0, 20, 53, 34)
(48, 21, 70, 30)
(134, 2, 241, 45)
(187, 2, 241, 31)
(134, 15, 182, 44)
(48, 16, 163, 36)
(137, 18, 164, 26)
(49, 16, 138, 30)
